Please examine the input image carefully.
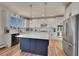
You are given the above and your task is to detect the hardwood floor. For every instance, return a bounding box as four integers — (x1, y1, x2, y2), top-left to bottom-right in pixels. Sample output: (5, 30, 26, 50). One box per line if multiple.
(0, 44, 20, 56)
(0, 40, 66, 56)
(48, 40, 66, 56)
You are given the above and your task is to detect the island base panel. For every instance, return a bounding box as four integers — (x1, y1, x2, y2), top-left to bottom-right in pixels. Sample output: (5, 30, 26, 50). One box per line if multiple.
(20, 38, 49, 56)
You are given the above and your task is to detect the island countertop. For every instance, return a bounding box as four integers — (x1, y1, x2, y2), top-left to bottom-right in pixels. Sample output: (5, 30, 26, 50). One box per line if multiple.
(16, 32, 50, 40)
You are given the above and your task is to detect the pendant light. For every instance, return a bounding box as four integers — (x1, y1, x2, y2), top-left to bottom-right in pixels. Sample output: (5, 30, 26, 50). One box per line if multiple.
(30, 5, 32, 18)
(29, 4, 32, 24)
(44, 2, 47, 17)
(42, 2, 47, 27)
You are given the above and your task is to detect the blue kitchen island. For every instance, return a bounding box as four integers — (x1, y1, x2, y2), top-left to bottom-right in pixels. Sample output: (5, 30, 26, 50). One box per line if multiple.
(17, 32, 49, 56)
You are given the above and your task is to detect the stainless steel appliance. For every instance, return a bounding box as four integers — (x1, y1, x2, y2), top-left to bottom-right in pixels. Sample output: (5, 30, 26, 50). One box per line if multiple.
(62, 14, 79, 56)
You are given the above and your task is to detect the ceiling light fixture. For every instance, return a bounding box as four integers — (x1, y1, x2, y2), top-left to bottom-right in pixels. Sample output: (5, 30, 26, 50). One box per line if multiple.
(42, 2, 47, 24)
(30, 5, 32, 18)
(44, 2, 47, 17)
(29, 4, 32, 24)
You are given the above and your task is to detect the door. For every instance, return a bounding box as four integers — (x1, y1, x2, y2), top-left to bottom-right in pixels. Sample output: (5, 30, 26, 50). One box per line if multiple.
(68, 17, 77, 45)
(66, 16, 78, 56)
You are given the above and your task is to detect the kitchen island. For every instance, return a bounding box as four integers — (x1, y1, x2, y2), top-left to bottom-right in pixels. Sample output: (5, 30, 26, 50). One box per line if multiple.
(17, 32, 50, 56)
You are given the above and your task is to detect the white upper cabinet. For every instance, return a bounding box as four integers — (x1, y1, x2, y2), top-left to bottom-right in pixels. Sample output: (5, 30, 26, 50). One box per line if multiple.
(65, 2, 79, 19)
(71, 2, 79, 16)
(65, 4, 71, 19)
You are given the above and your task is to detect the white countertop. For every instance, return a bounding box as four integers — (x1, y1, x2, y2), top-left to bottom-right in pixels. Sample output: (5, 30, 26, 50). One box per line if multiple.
(16, 32, 50, 40)
(9, 29, 19, 34)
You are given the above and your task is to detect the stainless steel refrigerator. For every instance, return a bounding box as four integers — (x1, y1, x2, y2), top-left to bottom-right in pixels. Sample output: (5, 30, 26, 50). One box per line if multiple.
(62, 14, 79, 56)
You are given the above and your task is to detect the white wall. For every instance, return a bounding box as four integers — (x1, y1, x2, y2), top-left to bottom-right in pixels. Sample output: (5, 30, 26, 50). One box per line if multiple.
(29, 17, 64, 40)
(29, 19, 40, 28)
(0, 6, 9, 47)
(0, 6, 16, 47)
(0, 6, 11, 47)
(0, 5, 64, 47)
(29, 18, 57, 28)
(0, 6, 4, 44)
(0, 5, 32, 47)
(29, 17, 64, 30)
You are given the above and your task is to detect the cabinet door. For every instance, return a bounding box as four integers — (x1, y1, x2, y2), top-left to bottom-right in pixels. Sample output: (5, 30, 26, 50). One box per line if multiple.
(36, 40, 42, 55)
(65, 4, 71, 19)
(30, 39, 36, 53)
(41, 40, 48, 55)
(71, 2, 79, 16)
(63, 40, 68, 54)
(36, 40, 48, 56)
(20, 38, 30, 52)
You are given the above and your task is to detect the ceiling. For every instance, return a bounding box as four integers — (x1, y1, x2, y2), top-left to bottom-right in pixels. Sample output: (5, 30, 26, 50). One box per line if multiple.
(0, 2, 66, 18)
